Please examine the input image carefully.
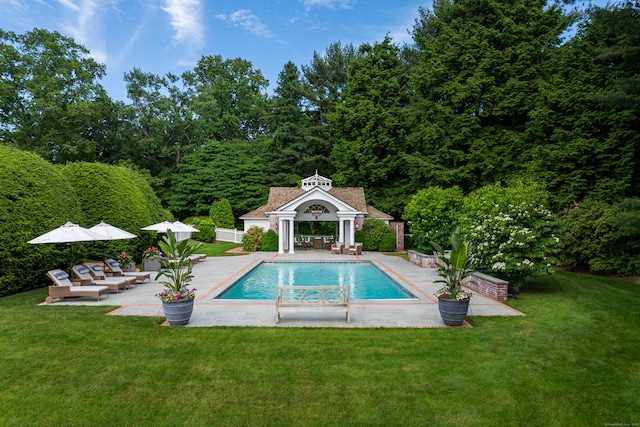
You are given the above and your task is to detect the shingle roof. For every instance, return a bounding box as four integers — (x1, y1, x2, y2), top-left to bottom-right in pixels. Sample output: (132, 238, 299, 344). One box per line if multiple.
(239, 187, 392, 220)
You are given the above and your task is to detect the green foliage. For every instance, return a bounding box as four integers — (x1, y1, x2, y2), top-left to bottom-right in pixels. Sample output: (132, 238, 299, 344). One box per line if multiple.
(431, 227, 474, 300)
(0, 28, 113, 164)
(558, 199, 640, 275)
(259, 229, 278, 251)
(0, 145, 84, 296)
(209, 198, 235, 229)
(263, 62, 316, 187)
(61, 162, 168, 262)
(354, 230, 365, 243)
(378, 233, 396, 252)
(168, 140, 268, 219)
(242, 226, 264, 252)
(525, 3, 640, 209)
(410, 0, 570, 193)
(403, 186, 464, 252)
(189, 218, 217, 243)
(461, 183, 563, 287)
(360, 219, 392, 251)
(330, 37, 413, 219)
(155, 230, 203, 300)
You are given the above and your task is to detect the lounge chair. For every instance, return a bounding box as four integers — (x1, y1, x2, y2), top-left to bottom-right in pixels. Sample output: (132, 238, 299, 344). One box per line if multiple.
(73, 264, 134, 293)
(348, 242, 363, 255)
(46, 269, 109, 303)
(104, 258, 152, 283)
(330, 242, 343, 254)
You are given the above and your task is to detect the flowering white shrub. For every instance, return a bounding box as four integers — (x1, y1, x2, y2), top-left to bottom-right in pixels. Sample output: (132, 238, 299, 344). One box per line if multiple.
(461, 184, 563, 287)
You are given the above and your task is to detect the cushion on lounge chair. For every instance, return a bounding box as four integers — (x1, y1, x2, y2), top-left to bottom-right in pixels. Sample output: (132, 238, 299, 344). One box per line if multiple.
(106, 259, 119, 268)
(75, 265, 91, 275)
(53, 271, 69, 281)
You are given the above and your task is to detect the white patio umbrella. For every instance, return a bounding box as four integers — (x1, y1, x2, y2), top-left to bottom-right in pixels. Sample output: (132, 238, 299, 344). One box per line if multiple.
(28, 222, 104, 244)
(89, 221, 138, 264)
(141, 220, 185, 233)
(89, 221, 137, 240)
(171, 220, 199, 233)
(28, 222, 105, 270)
(141, 220, 199, 242)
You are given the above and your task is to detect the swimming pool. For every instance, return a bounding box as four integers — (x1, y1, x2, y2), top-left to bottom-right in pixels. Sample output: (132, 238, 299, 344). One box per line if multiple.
(216, 262, 416, 300)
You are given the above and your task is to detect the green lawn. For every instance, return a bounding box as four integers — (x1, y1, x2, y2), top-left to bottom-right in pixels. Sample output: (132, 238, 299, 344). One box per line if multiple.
(197, 240, 245, 256)
(0, 271, 638, 426)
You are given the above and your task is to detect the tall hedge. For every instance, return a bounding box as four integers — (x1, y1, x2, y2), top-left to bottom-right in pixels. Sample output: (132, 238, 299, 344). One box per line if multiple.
(0, 146, 84, 296)
(61, 162, 169, 265)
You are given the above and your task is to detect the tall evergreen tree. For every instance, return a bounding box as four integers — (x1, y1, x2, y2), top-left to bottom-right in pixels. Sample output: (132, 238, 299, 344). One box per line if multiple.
(168, 140, 267, 219)
(409, 0, 569, 192)
(525, 2, 640, 208)
(329, 37, 413, 218)
(300, 42, 360, 177)
(263, 62, 314, 187)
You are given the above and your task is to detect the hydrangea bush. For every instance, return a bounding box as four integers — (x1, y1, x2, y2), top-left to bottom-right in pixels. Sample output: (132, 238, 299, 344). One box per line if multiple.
(460, 183, 563, 287)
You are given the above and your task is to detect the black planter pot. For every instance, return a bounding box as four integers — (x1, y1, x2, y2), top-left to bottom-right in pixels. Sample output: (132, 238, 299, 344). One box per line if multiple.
(437, 297, 470, 326)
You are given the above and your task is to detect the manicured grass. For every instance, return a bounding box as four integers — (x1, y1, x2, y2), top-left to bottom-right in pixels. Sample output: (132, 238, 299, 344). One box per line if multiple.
(0, 272, 638, 426)
(197, 241, 245, 256)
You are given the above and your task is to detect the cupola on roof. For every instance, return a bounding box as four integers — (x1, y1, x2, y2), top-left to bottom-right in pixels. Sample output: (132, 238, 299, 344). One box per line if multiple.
(301, 170, 332, 191)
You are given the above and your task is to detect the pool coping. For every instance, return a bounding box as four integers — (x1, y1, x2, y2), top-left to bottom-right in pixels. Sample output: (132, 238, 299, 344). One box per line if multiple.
(42, 250, 525, 327)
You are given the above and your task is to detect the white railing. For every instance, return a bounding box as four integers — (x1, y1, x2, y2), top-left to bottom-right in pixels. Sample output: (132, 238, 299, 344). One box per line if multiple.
(215, 227, 244, 243)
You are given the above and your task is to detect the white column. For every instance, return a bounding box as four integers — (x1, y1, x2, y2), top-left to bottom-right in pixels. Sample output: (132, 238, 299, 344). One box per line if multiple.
(348, 219, 355, 246)
(278, 218, 284, 254)
(288, 219, 295, 254)
(339, 218, 345, 244)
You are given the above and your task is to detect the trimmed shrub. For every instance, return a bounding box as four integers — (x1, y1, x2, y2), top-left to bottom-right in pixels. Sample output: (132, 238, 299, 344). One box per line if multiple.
(62, 162, 168, 264)
(403, 186, 464, 252)
(242, 226, 264, 252)
(259, 229, 278, 251)
(189, 218, 217, 243)
(355, 230, 365, 243)
(379, 233, 396, 252)
(361, 219, 393, 251)
(0, 146, 84, 296)
(209, 198, 235, 229)
(558, 199, 640, 275)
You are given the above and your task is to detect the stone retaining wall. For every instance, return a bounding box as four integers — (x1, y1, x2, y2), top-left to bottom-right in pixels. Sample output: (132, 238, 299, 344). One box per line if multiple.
(407, 250, 509, 302)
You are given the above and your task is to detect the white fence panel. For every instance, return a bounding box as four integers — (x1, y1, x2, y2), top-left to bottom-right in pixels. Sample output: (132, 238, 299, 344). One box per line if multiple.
(215, 227, 244, 244)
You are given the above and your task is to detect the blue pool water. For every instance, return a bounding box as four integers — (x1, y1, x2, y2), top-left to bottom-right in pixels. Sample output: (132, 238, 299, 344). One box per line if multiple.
(216, 262, 415, 300)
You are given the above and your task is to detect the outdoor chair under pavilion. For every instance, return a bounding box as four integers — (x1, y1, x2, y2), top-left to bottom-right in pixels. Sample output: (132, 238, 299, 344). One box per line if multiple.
(104, 258, 151, 283)
(73, 264, 134, 293)
(330, 242, 343, 254)
(348, 242, 363, 255)
(46, 269, 109, 303)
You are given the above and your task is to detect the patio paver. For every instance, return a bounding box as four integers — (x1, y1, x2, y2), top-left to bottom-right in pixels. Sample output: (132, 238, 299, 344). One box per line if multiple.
(44, 250, 524, 327)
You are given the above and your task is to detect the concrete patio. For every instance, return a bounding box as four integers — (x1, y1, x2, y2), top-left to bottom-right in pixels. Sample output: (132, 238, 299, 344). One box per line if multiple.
(43, 250, 524, 327)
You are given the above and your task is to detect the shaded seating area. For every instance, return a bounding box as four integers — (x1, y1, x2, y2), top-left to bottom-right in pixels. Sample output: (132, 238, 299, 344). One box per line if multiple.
(77, 264, 135, 292)
(46, 269, 109, 303)
(347, 242, 363, 255)
(104, 258, 151, 283)
(330, 241, 343, 254)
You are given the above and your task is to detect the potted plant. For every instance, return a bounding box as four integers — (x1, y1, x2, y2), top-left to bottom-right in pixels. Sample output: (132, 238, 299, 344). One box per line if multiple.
(431, 226, 474, 326)
(142, 245, 161, 271)
(155, 230, 203, 326)
(118, 251, 135, 272)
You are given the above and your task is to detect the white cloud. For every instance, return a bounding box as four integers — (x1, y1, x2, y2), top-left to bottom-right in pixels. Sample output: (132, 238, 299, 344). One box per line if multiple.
(162, 0, 204, 46)
(300, 0, 355, 11)
(216, 9, 273, 38)
(55, 0, 109, 62)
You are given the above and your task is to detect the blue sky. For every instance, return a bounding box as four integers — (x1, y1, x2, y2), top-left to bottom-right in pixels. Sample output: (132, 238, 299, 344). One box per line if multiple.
(1, 0, 610, 102)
